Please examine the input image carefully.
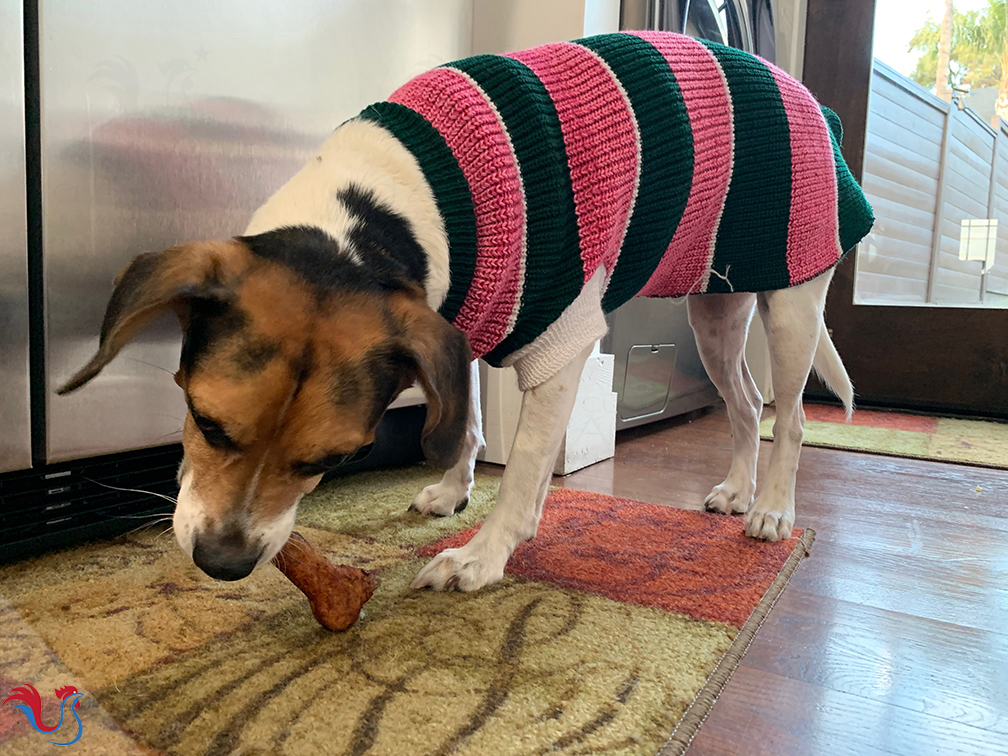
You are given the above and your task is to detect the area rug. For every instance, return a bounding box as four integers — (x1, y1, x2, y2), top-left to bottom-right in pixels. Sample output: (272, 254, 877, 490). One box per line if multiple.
(760, 404, 1008, 468)
(0, 467, 813, 756)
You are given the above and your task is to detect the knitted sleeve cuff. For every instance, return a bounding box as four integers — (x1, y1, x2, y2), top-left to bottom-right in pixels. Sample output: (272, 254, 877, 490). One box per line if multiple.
(505, 266, 610, 391)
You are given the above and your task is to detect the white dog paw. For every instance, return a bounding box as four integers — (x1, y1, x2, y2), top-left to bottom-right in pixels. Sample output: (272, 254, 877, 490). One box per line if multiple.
(703, 481, 753, 515)
(411, 545, 505, 592)
(409, 481, 471, 517)
(744, 497, 795, 541)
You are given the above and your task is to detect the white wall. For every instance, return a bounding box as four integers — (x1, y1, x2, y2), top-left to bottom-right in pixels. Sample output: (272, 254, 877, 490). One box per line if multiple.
(472, 0, 619, 55)
(583, 0, 622, 37)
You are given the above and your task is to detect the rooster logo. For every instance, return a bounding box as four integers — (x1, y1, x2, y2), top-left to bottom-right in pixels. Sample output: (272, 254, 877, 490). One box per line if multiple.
(2, 683, 84, 746)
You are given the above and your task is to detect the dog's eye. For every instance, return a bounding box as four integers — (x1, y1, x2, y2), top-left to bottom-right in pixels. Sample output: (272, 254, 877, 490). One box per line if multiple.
(193, 414, 238, 451)
(292, 443, 374, 477)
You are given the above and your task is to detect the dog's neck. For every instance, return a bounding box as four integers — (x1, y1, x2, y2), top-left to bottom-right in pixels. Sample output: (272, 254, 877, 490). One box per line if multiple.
(244, 118, 452, 312)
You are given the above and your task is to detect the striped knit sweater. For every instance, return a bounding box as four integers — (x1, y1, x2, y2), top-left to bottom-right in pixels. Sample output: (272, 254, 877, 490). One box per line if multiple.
(360, 31, 874, 386)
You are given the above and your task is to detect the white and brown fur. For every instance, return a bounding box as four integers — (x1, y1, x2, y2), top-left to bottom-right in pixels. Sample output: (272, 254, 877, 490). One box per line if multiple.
(61, 117, 853, 590)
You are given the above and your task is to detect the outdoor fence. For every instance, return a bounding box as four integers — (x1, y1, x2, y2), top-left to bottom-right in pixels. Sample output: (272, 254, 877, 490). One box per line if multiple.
(855, 59, 1008, 307)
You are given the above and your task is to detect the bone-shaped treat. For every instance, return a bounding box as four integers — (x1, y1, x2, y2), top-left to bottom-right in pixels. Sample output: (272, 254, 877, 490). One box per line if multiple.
(271, 531, 375, 631)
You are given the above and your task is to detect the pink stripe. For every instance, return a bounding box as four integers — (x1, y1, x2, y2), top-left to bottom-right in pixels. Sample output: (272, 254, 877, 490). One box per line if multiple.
(632, 32, 734, 298)
(508, 43, 638, 282)
(390, 68, 523, 357)
(767, 63, 842, 282)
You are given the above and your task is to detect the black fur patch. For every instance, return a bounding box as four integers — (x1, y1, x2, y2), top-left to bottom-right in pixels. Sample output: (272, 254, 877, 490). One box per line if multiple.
(288, 346, 314, 401)
(327, 363, 364, 407)
(337, 184, 428, 287)
(238, 224, 416, 298)
(231, 335, 280, 375)
(361, 344, 416, 429)
(327, 347, 411, 428)
(180, 300, 278, 378)
(181, 299, 247, 373)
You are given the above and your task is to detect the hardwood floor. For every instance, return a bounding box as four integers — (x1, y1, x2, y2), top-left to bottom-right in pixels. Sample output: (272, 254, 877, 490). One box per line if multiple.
(478, 404, 1008, 756)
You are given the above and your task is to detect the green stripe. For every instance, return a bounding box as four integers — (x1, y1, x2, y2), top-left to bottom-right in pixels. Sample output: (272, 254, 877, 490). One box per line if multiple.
(701, 40, 792, 293)
(358, 102, 476, 323)
(822, 106, 875, 254)
(447, 55, 583, 366)
(575, 34, 694, 313)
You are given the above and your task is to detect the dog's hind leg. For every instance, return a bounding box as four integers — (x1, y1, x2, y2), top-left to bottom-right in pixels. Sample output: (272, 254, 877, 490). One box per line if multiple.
(411, 359, 485, 516)
(411, 343, 593, 591)
(687, 292, 762, 516)
(746, 269, 835, 541)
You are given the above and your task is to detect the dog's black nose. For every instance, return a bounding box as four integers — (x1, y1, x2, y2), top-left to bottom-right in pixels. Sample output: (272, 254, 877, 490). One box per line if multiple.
(192, 531, 262, 581)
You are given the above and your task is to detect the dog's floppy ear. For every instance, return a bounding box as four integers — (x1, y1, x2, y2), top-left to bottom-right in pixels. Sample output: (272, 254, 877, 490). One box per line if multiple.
(57, 241, 241, 395)
(393, 293, 472, 468)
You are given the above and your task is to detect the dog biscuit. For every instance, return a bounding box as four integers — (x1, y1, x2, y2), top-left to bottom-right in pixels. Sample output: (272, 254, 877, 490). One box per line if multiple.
(272, 531, 375, 631)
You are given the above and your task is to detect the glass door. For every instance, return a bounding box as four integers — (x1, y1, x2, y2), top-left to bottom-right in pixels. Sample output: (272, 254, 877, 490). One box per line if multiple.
(857, 1, 1008, 307)
(805, 0, 1008, 417)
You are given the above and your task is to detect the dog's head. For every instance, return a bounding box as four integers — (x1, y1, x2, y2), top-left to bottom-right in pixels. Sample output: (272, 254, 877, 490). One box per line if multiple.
(60, 226, 470, 580)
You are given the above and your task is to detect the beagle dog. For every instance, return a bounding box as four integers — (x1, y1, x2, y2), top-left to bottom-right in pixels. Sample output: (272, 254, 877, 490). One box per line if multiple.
(61, 32, 870, 591)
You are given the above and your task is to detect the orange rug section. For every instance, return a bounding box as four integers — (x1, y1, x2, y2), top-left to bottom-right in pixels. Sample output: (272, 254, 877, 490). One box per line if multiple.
(804, 404, 939, 432)
(420, 488, 804, 628)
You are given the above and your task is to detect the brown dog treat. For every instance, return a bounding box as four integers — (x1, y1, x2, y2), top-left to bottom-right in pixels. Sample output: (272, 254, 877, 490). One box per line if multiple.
(272, 531, 375, 631)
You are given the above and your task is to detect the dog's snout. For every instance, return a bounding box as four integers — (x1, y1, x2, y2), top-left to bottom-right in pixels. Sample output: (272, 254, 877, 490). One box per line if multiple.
(191, 530, 262, 581)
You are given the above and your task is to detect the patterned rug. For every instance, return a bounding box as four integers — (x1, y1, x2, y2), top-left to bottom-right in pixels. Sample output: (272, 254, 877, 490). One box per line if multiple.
(0, 467, 812, 756)
(760, 404, 1008, 468)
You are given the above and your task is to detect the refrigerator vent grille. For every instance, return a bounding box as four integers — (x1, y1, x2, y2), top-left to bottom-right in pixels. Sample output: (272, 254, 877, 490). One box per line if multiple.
(0, 445, 182, 562)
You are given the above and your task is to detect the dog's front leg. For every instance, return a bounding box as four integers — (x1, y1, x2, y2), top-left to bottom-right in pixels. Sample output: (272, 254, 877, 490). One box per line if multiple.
(411, 343, 593, 591)
(411, 360, 485, 516)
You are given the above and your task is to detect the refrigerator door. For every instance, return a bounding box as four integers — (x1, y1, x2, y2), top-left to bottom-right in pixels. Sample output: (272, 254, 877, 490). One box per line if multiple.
(40, 0, 473, 462)
(0, 0, 32, 473)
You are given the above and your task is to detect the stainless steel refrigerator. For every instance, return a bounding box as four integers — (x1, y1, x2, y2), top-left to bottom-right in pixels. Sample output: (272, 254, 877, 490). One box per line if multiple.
(2, 0, 473, 559)
(0, 0, 32, 475)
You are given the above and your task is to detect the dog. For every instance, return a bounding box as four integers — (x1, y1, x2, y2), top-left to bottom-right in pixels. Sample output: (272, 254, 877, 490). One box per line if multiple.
(60, 32, 872, 590)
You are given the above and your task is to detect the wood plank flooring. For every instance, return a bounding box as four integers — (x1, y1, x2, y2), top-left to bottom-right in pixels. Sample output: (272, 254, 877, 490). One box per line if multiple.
(477, 404, 1008, 756)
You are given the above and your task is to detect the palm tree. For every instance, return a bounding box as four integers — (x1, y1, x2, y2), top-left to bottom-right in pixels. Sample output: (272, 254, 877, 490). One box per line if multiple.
(937, 0, 954, 101)
(997, 2, 1008, 119)
(910, 0, 1008, 120)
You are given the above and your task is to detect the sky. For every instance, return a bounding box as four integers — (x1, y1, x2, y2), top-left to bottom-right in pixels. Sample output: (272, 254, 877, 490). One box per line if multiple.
(873, 0, 988, 76)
